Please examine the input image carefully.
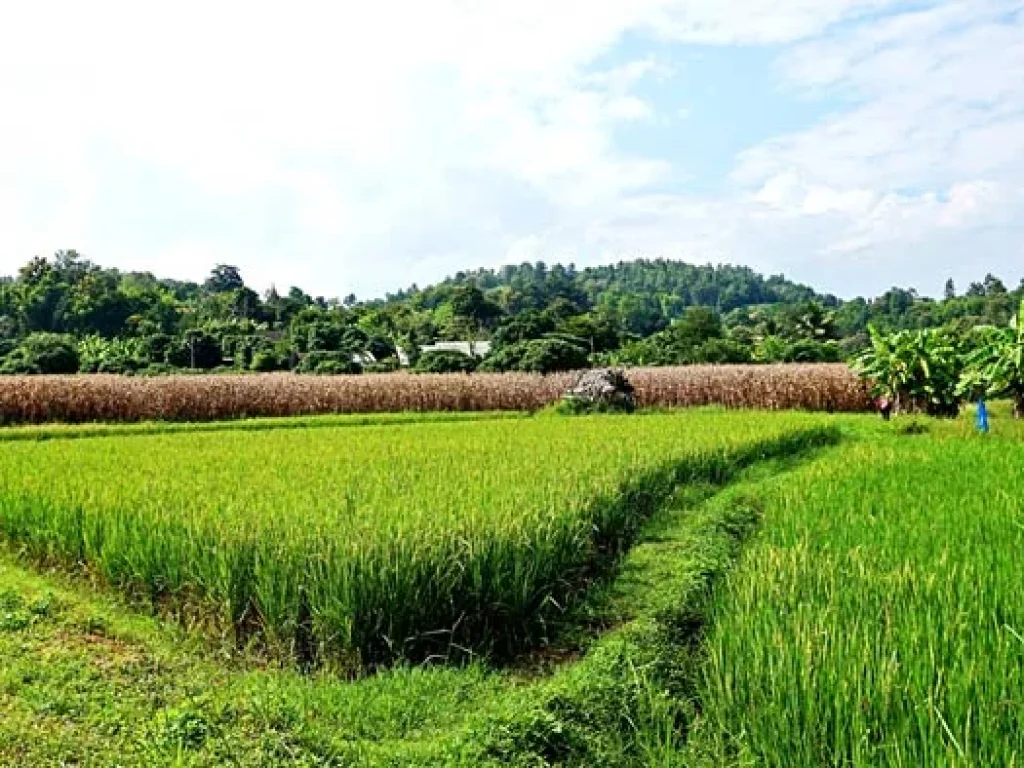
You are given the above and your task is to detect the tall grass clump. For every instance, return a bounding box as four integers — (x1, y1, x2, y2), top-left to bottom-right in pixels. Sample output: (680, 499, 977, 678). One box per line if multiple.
(0, 365, 869, 424)
(689, 437, 1024, 766)
(0, 411, 835, 669)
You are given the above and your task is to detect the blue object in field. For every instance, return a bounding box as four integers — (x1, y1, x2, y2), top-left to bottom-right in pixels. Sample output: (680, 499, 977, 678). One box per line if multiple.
(976, 399, 990, 434)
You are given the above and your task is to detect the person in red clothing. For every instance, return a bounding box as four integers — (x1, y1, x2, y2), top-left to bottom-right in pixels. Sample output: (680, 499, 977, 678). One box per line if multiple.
(876, 396, 893, 421)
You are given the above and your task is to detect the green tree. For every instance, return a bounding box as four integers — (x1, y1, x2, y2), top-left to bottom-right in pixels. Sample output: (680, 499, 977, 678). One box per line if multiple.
(413, 350, 477, 374)
(446, 283, 502, 339)
(0, 332, 80, 374)
(203, 265, 245, 294)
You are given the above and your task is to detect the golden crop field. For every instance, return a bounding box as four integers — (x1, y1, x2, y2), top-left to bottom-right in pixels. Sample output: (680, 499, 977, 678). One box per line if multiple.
(0, 364, 869, 424)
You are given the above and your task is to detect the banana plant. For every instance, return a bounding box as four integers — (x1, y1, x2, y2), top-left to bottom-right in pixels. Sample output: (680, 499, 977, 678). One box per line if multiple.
(853, 325, 964, 417)
(959, 299, 1024, 417)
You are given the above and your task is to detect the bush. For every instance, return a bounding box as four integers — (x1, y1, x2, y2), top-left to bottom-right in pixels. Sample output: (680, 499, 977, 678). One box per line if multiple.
(79, 336, 146, 374)
(136, 363, 176, 377)
(0, 333, 80, 375)
(250, 350, 287, 372)
(137, 334, 174, 366)
(314, 360, 359, 375)
(692, 339, 753, 364)
(480, 338, 589, 374)
(0, 352, 40, 375)
(413, 350, 478, 374)
(295, 351, 362, 375)
(853, 326, 964, 417)
(784, 339, 843, 364)
(165, 332, 223, 370)
(517, 338, 590, 374)
(478, 342, 530, 373)
(96, 357, 141, 374)
(0, 338, 17, 362)
(366, 336, 397, 362)
(364, 357, 402, 374)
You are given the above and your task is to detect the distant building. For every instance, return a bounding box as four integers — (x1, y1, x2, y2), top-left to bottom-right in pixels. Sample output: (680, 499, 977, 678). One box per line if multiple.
(418, 341, 492, 358)
(396, 340, 491, 367)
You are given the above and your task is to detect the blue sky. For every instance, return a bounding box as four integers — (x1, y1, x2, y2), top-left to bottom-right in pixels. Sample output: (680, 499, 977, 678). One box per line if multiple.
(607, 42, 853, 194)
(1, 0, 1022, 299)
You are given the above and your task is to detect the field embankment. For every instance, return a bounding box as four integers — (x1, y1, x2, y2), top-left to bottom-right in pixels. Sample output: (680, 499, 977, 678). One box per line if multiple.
(0, 364, 869, 424)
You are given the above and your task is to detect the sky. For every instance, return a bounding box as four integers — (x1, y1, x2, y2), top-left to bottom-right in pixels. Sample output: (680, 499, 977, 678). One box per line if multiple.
(1, 0, 1022, 300)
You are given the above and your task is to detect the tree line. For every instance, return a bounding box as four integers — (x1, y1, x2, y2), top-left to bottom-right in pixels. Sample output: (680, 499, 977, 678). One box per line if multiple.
(0, 250, 1021, 376)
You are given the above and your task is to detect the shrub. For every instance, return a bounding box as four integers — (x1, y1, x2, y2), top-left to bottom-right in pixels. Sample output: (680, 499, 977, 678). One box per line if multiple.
(134, 334, 173, 366)
(314, 360, 361, 375)
(518, 338, 590, 374)
(78, 336, 144, 374)
(481, 338, 590, 375)
(853, 326, 964, 417)
(414, 350, 478, 374)
(959, 300, 1024, 417)
(97, 358, 141, 374)
(0, 338, 18, 362)
(165, 332, 223, 370)
(250, 350, 287, 373)
(478, 342, 530, 373)
(0, 333, 80, 375)
(364, 357, 402, 374)
(693, 339, 753, 365)
(784, 339, 843, 364)
(0, 353, 40, 375)
(295, 351, 361, 375)
(136, 363, 177, 377)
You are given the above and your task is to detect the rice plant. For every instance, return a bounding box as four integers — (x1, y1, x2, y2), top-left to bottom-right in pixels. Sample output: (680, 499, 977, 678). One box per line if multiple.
(0, 410, 835, 668)
(690, 436, 1024, 766)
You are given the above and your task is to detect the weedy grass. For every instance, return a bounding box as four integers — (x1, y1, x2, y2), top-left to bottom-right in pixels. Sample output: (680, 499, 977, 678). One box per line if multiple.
(0, 409, 836, 668)
(685, 429, 1024, 767)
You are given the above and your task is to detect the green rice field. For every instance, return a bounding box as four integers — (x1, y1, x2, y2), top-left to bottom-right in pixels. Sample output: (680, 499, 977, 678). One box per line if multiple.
(0, 410, 834, 668)
(0, 406, 1022, 766)
(687, 432, 1024, 766)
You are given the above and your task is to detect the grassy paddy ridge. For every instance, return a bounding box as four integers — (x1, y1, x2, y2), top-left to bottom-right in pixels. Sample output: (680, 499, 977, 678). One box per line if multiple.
(0, 410, 836, 668)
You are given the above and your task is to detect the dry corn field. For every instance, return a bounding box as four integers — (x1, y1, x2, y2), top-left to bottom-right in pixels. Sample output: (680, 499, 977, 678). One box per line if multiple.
(0, 364, 871, 424)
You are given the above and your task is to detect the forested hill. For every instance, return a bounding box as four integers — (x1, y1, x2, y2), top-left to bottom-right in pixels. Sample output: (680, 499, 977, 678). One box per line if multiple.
(387, 261, 829, 314)
(0, 251, 1020, 376)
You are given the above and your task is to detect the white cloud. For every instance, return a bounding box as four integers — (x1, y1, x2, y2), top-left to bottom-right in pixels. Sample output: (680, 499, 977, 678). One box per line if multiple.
(0, 0, 1021, 298)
